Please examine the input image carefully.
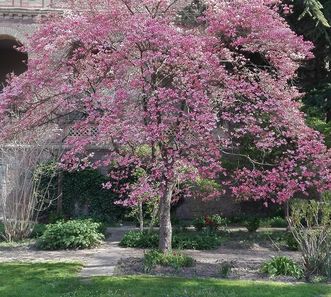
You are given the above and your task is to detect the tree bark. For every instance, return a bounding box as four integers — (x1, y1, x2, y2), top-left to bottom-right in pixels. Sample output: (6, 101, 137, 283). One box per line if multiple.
(158, 181, 174, 253)
(56, 171, 63, 216)
(138, 200, 144, 232)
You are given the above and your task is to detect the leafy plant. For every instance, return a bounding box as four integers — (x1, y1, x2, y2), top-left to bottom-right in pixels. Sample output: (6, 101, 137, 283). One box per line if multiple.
(120, 230, 223, 250)
(285, 232, 299, 251)
(288, 194, 331, 280)
(144, 250, 194, 272)
(261, 256, 303, 279)
(244, 217, 260, 232)
(36, 219, 104, 250)
(61, 169, 128, 223)
(219, 261, 234, 278)
(193, 217, 205, 231)
(193, 215, 227, 232)
(262, 217, 288, 228)
(119, 231, 159, 248)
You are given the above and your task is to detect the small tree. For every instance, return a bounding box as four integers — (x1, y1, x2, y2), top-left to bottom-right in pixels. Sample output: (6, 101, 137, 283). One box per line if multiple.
(0, 129, 62, 241)
(0, 0, 330, 252)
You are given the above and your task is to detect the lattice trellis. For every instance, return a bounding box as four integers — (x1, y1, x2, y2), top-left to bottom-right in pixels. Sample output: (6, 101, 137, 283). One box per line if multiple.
(67, 126, 98, 138)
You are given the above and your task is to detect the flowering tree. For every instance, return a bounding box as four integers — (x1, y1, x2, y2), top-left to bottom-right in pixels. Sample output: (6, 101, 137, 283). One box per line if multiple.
(0, 0, 330, 252)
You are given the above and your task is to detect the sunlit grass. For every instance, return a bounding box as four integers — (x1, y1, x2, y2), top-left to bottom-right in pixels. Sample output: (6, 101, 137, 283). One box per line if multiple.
(0, 262, 330, 297)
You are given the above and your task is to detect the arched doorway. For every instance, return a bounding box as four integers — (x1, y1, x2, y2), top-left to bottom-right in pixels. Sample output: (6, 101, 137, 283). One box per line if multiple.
(0, 35, 28, 91)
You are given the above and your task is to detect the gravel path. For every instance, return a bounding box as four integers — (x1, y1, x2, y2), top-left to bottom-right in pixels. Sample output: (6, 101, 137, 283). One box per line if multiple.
(0, 227, 300, 278)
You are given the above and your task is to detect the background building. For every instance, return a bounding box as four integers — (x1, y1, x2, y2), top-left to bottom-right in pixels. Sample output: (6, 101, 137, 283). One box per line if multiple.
(0, 0, 63, 90)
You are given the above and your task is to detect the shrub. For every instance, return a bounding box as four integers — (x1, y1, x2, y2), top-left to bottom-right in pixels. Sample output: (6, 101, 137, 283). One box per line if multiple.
(269, 217, 288, 228)
(244, 217, 260, 232)
(29, 224, 47, 238)
(36, 219, 104, 250)
(120, 230, 222, 250)
(173, 232, 222, 250)
(62, 169, 128, 223)
(193, 215, 227, 232)
(285, 232, 299, 251)
(119, 231, 159, 248)
(144, 250, 194, 272)
(193, 217, 205, 231)
(288, 194, 331, 280)
(219, 261, 234, 278)
(261, 256, 303, 279)
(261, 217, 288, 228)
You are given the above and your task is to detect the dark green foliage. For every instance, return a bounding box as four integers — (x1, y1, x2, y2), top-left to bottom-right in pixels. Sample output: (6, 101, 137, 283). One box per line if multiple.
(285, 232, 299, 251)
(36, 219, 104, 250)
(173, 231, 223, 250)
(261, 217, 288, 228)
(244, 217, 260, 232)
(0, 223, 4, 240)
(29, 224, 47, 238)
(193, 217, 205, 231)
(287, 1, 331, 145)
(62, 169, 128, 223)
(261, 256, 303, 279)
(119, 230, 159, 248)
(193, 215, 227, 232)
(144, 250, 194, 272)
(120, 230, 223, 250)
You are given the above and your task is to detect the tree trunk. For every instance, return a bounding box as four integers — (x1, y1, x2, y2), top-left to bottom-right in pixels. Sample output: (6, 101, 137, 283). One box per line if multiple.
(159, 181, 174, 253)
(56, 171, 63, 216)
(138, 200, 144, 232)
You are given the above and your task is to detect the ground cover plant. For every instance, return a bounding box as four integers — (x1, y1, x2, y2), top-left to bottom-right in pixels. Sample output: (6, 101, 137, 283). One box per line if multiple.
(261, 256, 303, 279)
(143, 250, 194, 272)
(193, 215, 228, 231)
(120, 230, 222, 250)
(36, 219, 104, 250)
(0, 262, 331, 297)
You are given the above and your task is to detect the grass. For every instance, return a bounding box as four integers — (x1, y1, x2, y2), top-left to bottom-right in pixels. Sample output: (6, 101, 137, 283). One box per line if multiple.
(0, 262, 330, 297)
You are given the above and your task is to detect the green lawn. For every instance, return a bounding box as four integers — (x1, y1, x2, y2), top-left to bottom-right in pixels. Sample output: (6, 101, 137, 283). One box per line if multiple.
(0, 262, 330, 297)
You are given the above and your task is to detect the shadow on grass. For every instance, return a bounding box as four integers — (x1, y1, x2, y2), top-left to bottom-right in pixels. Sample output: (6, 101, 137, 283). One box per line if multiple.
(0, 263, 330, 297)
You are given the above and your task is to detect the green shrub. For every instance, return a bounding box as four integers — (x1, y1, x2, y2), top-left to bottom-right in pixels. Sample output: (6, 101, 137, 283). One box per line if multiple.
(119, 231, 159, 248)
(261, 217, 288, 228)
(120, 230, 222, 250)
(285, 232, 299, 251)
(144, 250, 194, 272)
(173, 232, 222, 249)
(261, 256, 303, 279)
(0, 224, 4, 240)
(41, 169, 130, 224)
(244, 217, 260, 232)
(269, 217, 288, 228)
(193, 215, 227, 232)
(29, 224, 47, 238)
(62, 169, 128, 223)
(193, 217, 205, 231)
(219, 261, 234, 278)
(37, 219, 104, 250)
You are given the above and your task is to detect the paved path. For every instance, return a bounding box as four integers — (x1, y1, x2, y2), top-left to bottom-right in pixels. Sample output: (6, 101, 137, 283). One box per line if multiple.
(0, 227, 143, 277)
(0, 227, 299, 277)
